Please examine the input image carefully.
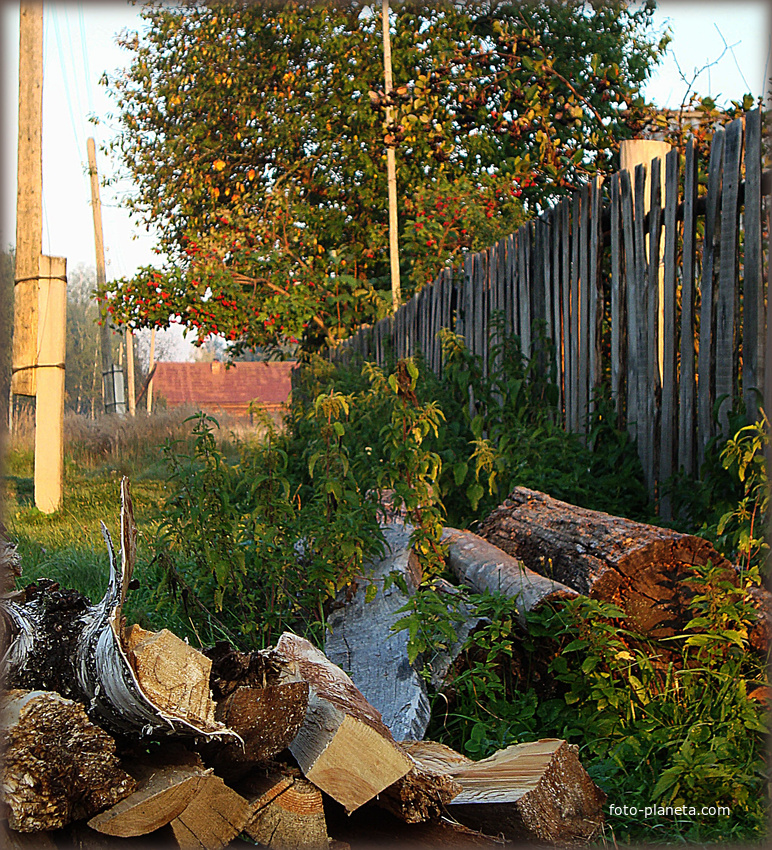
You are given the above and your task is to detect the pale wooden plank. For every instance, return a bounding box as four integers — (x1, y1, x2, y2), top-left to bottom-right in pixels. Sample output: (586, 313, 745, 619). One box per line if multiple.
(588, 178, 602, 411)
(577, 184, 590, 433)
(715, 118, 742, 435)
(561, 199, 571, 427)
(551, 205, 563, 417)
(697, 127, 725, 465)
(743, 108, 764, 421)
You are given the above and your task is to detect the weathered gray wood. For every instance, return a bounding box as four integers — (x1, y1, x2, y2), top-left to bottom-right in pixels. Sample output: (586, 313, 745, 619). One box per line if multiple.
(715, 118, 743, 434)
(679, 137, 698, 476)
(577, 184, 590, 433)
(569, 192, 581, 431)
(507, 232, 517, 338)
(743, 108, 764, 420)
(518, 224, 531, 359)
(551, 205, 564, 416)
(588, 178, 602, 410)
(325, 523, 431, 742)
(463, 253, 475, 354)
(561, 199, 571, 427)
(697, 127, 725, 464)
(634, 163, 651, 492)
(475, 250, 486, 370)
(441, 528, 578, 621)
(660, 149, 679, 517)
(609, 173, 624, 420)
(620, 168, 638, 441)
(647, 158, 663, 497)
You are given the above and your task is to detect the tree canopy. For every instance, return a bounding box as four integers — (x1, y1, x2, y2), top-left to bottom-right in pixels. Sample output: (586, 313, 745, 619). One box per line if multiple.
(103, 0, 666, 353)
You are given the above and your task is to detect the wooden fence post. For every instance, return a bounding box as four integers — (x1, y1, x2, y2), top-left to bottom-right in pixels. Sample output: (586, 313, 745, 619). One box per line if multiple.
(34, 255, 66, 514)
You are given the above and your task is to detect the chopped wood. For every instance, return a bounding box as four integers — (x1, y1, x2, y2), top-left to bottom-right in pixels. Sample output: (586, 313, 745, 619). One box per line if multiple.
(377, 747, 462, 824)
(124, 625, 217, 728)
(325, 522, 431, 741)
(240, 769, 329, 850)
(269, 632, 412, 812)
(203, 683, 310, 782)
(407, 738, 605, 844)
(0, 689, 136, 833)
(480, 487, 736, 635)
(87, 763, 205, 837)
(169, 773, 251, 850)
(441, 526, 579, 623)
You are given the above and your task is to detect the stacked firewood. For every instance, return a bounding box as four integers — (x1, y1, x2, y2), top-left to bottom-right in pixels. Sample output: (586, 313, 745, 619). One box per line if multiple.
(3, 480, 765, 848)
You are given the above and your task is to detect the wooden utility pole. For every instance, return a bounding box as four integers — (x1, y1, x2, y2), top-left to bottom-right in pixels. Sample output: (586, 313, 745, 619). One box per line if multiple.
(35, 255, 66, 512)
(12, 0, 43, 399)
(87, 137, 122, 414)
(382, 0, 401, 312)
(146, 327, 156, 414)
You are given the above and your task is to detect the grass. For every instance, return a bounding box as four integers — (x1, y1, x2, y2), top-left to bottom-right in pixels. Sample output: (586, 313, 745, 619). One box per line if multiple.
(2, 407, 253, 639)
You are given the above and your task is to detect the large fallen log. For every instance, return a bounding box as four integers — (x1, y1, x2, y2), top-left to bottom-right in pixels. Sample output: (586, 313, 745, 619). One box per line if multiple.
(441, 527, 579, 622)
(403, 738, 606, 844)
(0, 689, 136, 833)
(479, 487, 738, 636)
(269, 632, 413, 812)
(324, 522, 431, 741)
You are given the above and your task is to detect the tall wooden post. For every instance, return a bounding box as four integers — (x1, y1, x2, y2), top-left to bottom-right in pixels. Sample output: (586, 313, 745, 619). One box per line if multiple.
(382, 0, 401, 312)
(12, 1, 43, 399)
(147, 327, 156, 414)
(87, 137, 121, 414)
(35, 255, 66, 513)
(125, 330, 136, 415)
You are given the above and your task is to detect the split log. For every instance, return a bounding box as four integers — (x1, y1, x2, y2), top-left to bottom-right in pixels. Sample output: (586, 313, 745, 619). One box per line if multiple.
(378, 748, 462, 824)
(87, 763, 205, 837)
(441, 527, 579, 623)
(169, 773, 252, 850)
(0, 689, 136, 833)
(1, 478, 237, 742)
(203, 683, 310, 782)
(324, 522, 431, 741)
(240, 769, 329, 850)
(479, 487, 737, 636)
(269, 632, 412, 812)
(403, 738, 606, 844)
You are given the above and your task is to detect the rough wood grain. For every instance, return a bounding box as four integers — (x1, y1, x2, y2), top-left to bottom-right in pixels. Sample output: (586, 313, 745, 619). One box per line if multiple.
(169, 774, 251, 850)
(125, 625, 216, 728)
(87, 764, 205, 837)
(0, 689, 135, 833)
(480, 487, 736, 636)
(443, 739, 605, 844)
(241, 769, 329, 850)
(441, 527, 579, 623)
(324, 522, 431, 742)
(270, 633, 412, 812)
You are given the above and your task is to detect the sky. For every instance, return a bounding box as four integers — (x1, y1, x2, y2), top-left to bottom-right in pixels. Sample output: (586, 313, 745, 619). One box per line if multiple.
(1, 1, 770, 360)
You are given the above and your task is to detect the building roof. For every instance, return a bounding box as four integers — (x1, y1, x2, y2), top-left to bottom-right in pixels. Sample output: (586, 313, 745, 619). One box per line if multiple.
(151, 361, 296, 413)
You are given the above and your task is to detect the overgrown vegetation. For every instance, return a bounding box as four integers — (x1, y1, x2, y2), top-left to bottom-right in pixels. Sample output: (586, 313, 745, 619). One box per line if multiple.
(4, 332, 768, 845)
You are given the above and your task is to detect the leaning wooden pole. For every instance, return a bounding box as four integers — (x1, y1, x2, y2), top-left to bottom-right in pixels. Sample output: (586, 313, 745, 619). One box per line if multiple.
(87, 137, 121, 414)
(11, 0, 43, 401)
(382, 0, 401, 312)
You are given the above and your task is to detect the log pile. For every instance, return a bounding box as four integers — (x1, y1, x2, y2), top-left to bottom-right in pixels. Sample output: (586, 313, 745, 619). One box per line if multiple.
(7, 479, 760, 847)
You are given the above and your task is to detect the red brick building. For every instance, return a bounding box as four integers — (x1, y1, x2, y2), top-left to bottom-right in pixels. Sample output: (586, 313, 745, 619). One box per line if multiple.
(151, 361, 296, 421)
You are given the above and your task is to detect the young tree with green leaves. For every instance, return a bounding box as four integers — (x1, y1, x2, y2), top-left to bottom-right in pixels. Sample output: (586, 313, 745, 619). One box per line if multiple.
(102, 0, 666, 353)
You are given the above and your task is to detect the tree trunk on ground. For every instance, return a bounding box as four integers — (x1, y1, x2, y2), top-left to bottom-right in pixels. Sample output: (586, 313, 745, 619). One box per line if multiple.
(479, 487, 737, 636)
(324, 522, 431, 742)
(0, 689, 136, 833)
(441, 527, 579, 621)
(268, 632, 413, 812)
(402, 738, 606, 844)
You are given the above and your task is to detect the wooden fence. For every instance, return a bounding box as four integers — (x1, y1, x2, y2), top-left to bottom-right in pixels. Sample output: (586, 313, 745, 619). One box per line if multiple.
(336, 109, 769, 512)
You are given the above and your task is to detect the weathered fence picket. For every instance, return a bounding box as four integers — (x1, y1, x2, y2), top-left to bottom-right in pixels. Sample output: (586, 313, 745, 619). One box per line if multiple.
(334, 110, 769, 513)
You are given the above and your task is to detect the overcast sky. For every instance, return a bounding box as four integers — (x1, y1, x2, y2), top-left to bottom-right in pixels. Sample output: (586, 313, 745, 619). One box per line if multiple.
(1, 1, 769, 359)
